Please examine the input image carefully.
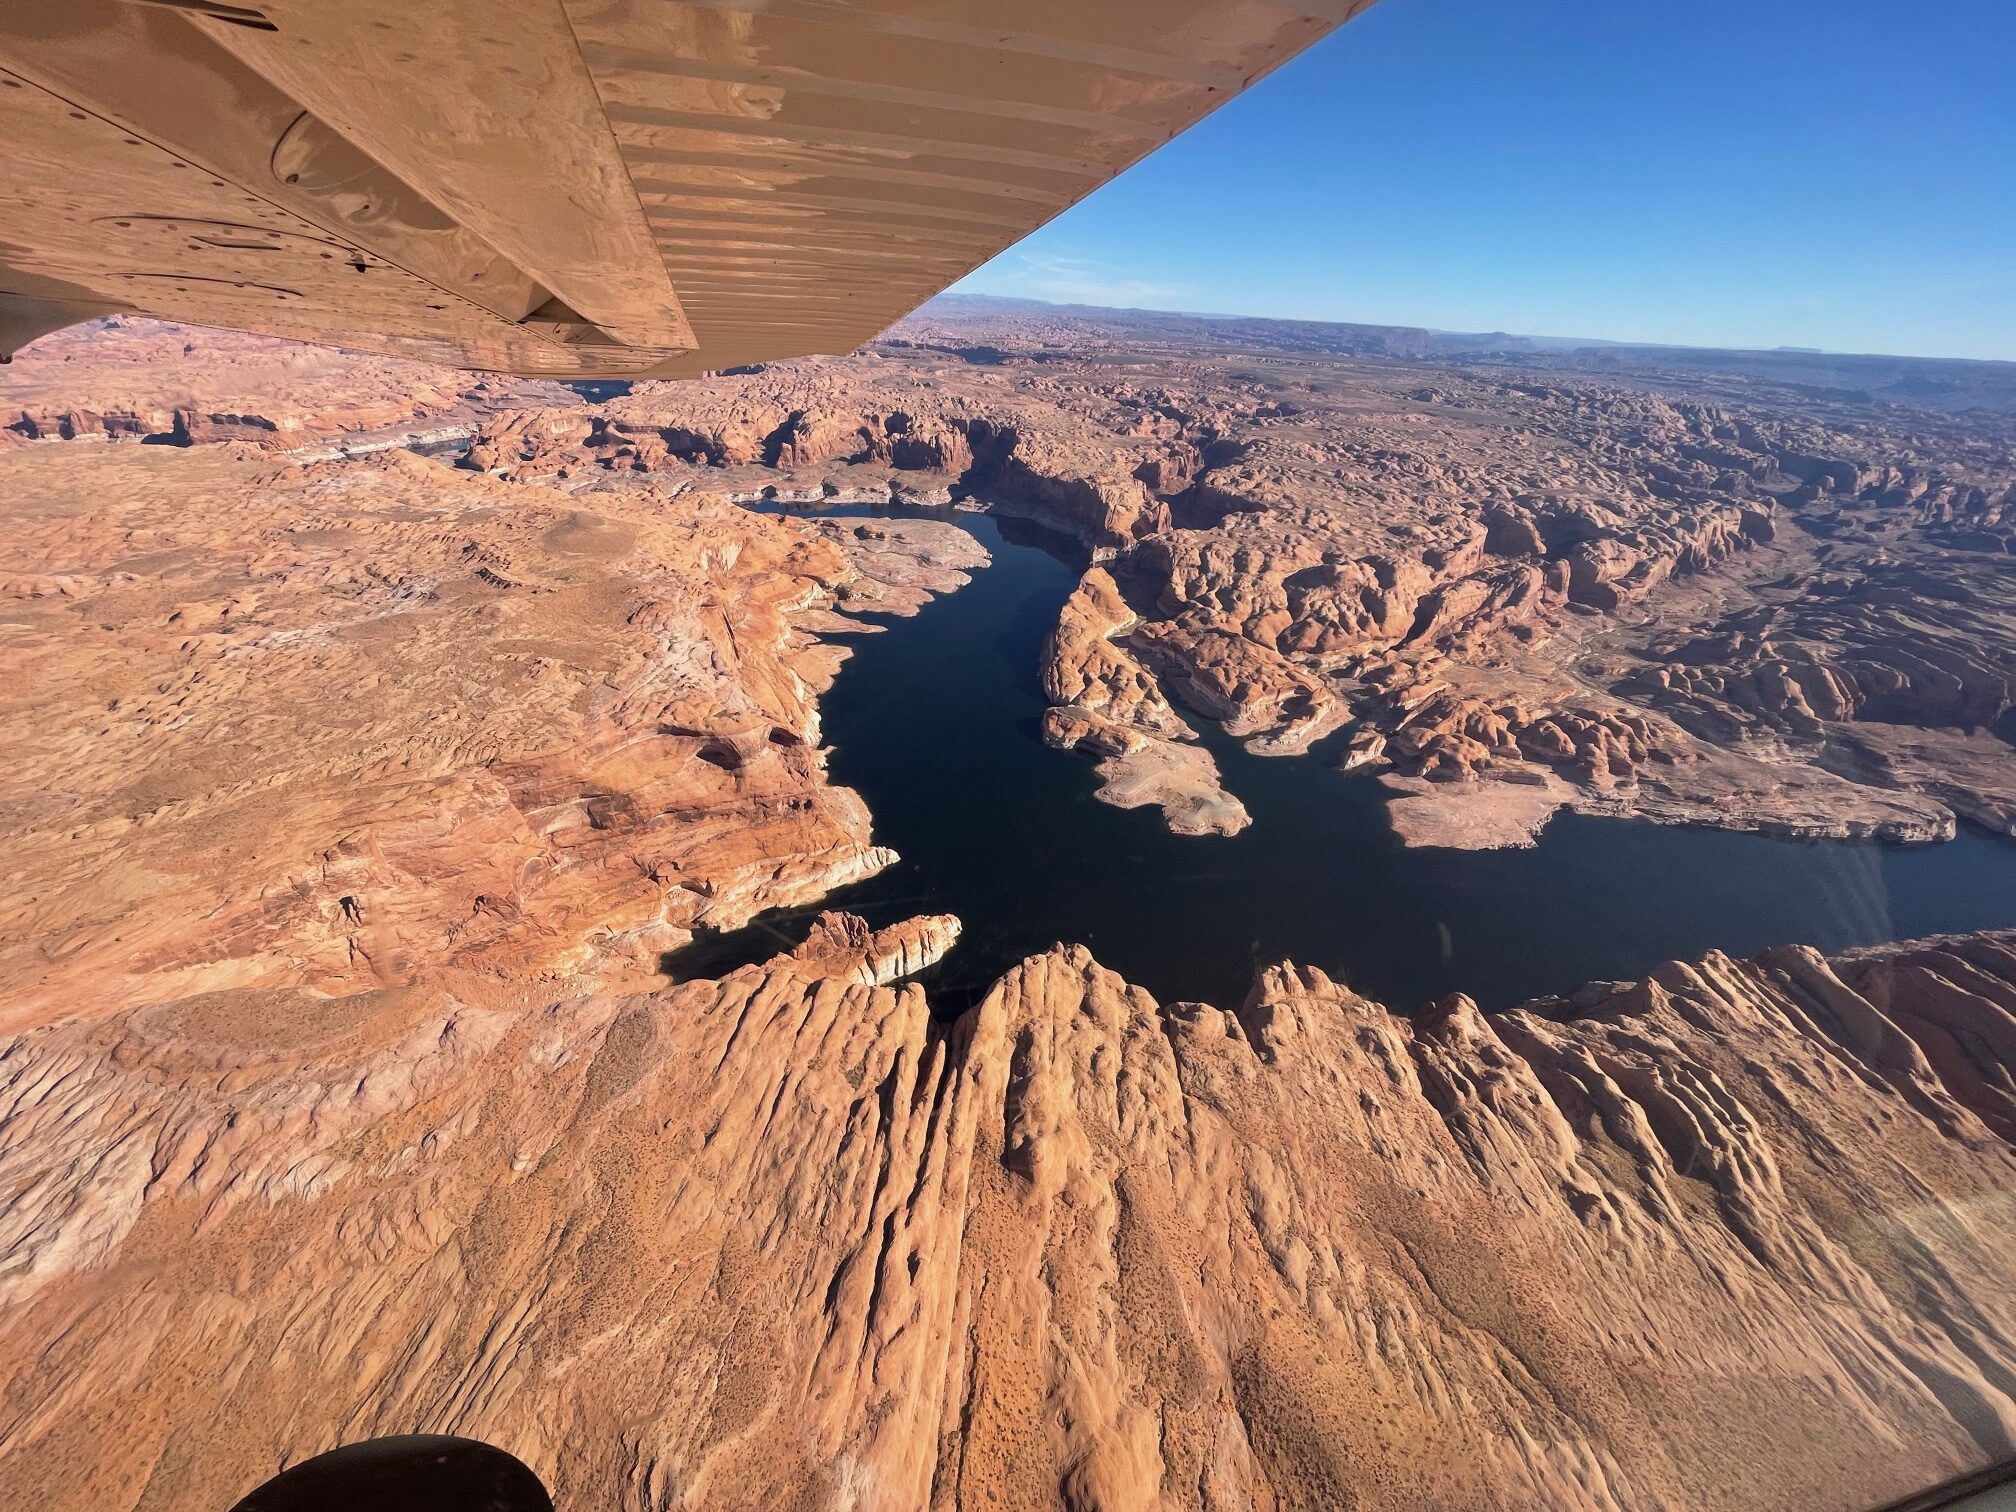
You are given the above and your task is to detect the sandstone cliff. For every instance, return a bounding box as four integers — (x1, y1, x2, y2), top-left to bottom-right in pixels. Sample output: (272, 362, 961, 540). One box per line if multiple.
(4, 930, 2016, 1510)
(436, 305, 2015, 850)
(3, 312, 2014, 1512)
(1039, 567, 1250, 836)
(0, 444, 987, 1030)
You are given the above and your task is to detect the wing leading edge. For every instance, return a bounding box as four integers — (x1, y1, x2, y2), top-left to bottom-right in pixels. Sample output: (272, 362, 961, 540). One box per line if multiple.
(0, 0, 1369, 376)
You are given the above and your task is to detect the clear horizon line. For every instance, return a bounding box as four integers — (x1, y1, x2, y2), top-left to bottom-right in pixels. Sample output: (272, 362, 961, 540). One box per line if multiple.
(931, 290, 2016, 369)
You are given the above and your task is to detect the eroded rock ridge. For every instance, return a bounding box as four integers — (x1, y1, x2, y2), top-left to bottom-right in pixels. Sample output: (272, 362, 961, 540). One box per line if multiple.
(4, 929, 2016, 1510)
(1, 308, 2014, 1512)
(438, 303, 2014, 848)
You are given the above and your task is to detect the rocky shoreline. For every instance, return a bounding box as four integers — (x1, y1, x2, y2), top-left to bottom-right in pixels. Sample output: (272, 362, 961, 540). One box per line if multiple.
(0, 441, 989, 1033)
(1, 311, 2012, 1510)
(16, 312, 2004, 854)
(426, 306, 2015, 853)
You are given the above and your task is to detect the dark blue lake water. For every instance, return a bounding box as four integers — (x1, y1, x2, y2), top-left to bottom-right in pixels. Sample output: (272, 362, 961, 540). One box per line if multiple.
(671, 501, 2016, 1013)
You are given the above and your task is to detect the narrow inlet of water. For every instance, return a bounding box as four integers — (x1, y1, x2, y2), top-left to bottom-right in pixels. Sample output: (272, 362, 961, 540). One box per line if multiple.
(670, 500, 2016, 1013)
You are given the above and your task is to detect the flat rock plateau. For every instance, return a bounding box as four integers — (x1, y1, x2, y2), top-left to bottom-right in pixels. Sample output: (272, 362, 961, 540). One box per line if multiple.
(2, 306, 2015, 1511)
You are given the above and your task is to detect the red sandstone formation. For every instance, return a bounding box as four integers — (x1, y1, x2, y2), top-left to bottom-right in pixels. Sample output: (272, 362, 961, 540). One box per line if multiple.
(4, 921, 2016, 1510)
(769, 911, 963, 986)
(1039, 567, 1250, 835)
(0, 310, 2013, 1512)
(432, 302, 2016, 849)
(0, 443, 994, 1032)
(1, 317, 562, 450)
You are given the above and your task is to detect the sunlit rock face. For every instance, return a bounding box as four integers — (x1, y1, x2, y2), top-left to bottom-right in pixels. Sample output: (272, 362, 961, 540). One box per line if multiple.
(444, 302, 2016, 850)
(5, 930, 2016, 1510)
(769, 910, 963, 986)
(0, 443, 946, 1033)
(1040, 566, 1251, 835)
(1, 312, 2014, 1511)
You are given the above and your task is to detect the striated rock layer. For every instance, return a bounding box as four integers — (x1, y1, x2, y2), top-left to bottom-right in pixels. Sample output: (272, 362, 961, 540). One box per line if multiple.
(449, 301, 2014, 849)
(4, 932, 2016, 1509)
(1, 317, 564, 449)
(3, 306, 2015, 1512)
(1040, 567, 1250, 836)
(0, 443, 984, 1030)
(769, 910, 963, 987)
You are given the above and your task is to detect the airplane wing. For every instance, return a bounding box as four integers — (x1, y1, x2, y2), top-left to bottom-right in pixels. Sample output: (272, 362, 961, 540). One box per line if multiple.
(0, 0, 1368, 377)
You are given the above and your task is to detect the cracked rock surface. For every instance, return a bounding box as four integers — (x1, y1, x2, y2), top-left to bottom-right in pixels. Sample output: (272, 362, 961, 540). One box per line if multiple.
(2, 311, 2015, 1511)
(5, 934, 2016, 1510)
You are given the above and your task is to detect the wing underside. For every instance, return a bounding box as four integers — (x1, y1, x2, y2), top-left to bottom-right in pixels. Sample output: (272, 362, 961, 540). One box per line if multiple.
(0, 0, 1365, 376)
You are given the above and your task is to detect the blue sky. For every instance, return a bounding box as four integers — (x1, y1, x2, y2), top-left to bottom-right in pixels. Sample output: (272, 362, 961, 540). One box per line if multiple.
(952, 0, 2016, 359)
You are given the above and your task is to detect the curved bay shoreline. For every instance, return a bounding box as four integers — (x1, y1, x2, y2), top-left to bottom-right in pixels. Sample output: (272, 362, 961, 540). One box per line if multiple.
(1, 309, 2014, 1510)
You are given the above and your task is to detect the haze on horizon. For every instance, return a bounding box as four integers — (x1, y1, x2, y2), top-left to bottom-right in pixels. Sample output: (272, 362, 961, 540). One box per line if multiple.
(952, 0, 2016, 364)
